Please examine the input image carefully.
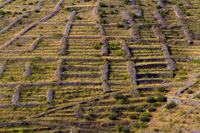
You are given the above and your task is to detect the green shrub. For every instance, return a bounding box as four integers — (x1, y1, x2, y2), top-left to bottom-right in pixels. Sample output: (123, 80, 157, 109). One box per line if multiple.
(84, 115, 90, 120)
(114, 94, 124, 100)
(122, 128, 130, 133)
(146, 96, 156, 103)
(185, 12, 190, 16)
(118, 98, 125, 104)
(159, 11, 168, 17)
(116, 125, 123, 132)
(129, 114, 137, 119)
(146, 24, 152, 28)
(108, 115, 116, 120)
(196, 94, 200, 99)
(116, 23, 122, 28)
(132, 122, 146, 129)
(156, 5, 162, 9)
(123, 19, 128, 24)
(109, 10, 114, 14)
(157, 87, 166, 92)
(135, 107, 143, 112)
(94, 42, 102, 50)
(101, 19, 107, 24)
(154, 129, 159, 132)
(35, 10, 40, 13)
(131, 13, 136, 18)
(141, 112, 151, 117)
(177, 3, 183, 6)
(75, 16, 81, 20)
(99, 13, 104, 18)
(157, 96, 167, 102)
(148, 107, 156, 112)
(196, 116, 200, 122)
(100, 2, 106, 7)
(165, 102, 176, 109)
(187, 90, 193, 94)
(152, 103, 160, 107)
(140, 116, 150, 122)
(111, 107, 118, 113)
(0, 10, 5, 15)
(124, 0, 130, 5)
(22, 8, 26, 11)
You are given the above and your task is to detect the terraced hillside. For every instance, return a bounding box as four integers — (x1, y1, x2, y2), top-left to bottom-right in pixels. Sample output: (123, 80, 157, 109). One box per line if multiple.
(0, 0, 200, 132)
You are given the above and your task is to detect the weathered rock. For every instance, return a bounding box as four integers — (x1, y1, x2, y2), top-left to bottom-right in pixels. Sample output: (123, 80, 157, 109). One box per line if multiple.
(59, 37, 67, 55)
(152, 26, 166, 41)
(127, 61, 137, 86)
(167, 98, 183, 105)
(46, 89, 54, 103)
(54, 59, 63, 81)
(102, 82, 111, 93)
(23, 62, 32, 77)
(0, 62, 7, 79)
(153, 11, 167, 28)
(12, 85, 22, 105)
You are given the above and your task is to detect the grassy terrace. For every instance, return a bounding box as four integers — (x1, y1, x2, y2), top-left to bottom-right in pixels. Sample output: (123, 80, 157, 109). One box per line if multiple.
(0, 0, 200, 132)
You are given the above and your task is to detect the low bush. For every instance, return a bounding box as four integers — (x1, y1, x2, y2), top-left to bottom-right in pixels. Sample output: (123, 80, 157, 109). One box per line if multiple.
(185, 12, 190, 16)
(165, 102, 176, 109)
(156, 5, 162, 9)
(116, 23, 122, 28)
(124, 0, 130, 5)
(108, 115, 116, 120)
(196, 94, 200, 99)
(152, 103, 160, 107)
(141, 112, 151, 117)
(109, 10, 114, 14)
(116, 125, 123, 132)
(157, 95, 167, 102)
(129, 114, 137, 119)
(132, 122, 146, 129)
(123, 19, 128, 24)
(84, 115, 90, 120)
(122, 128, 130, 133)
(135, 107, 143, 112)
(114, 94, 124, 100)
(111, 107, 118, 113)
(148, 107, 156, 112)
(146, 96, 157, 103)
(157, 87, 166, 92)
(94, 42, 102, 50)
(101, 19, 107, 24)
(140, 116, 150, 122)
(187, 90, 193, 94)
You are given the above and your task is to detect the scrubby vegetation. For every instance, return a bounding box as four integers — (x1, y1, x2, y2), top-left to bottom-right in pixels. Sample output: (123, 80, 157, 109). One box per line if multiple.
(0, 0, 199, 132)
